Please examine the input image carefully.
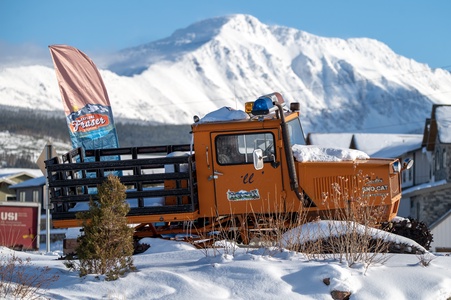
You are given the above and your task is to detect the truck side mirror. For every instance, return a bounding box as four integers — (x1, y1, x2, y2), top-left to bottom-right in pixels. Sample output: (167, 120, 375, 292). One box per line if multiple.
(253, 149, 264, 170)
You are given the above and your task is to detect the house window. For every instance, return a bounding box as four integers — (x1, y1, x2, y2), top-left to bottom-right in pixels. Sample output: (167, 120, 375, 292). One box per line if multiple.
(435, 150, 440, 171)
(19, 191, 26, 202)
(443, 149, 447, 168)
(416, 202, 420, 220)
(32, 190, 39, 203)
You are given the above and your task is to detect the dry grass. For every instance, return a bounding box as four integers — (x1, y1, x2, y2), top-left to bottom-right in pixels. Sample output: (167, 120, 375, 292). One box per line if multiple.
(191, 169, 394, 271)
(0, 250, 59, 299)
(290, 171, 393, 269)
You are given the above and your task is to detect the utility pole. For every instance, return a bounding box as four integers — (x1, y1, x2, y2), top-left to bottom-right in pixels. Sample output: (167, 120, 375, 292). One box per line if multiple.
(45, 144, 53, 253)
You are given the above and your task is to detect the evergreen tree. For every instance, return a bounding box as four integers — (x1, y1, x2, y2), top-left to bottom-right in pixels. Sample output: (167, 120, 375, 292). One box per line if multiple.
(75, 175, 135, 280)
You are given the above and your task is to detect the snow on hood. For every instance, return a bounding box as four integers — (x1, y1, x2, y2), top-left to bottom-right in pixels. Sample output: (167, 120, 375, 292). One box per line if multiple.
(292, 144, 369, 162)
(199, 107, 249, 123)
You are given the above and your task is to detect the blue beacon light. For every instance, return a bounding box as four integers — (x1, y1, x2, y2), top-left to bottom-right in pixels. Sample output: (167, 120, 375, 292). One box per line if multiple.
(251, 97, 274, 116)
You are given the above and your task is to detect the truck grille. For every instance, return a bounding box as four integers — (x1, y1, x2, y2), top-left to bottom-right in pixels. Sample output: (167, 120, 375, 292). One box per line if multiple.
(313, 175, 359, 202)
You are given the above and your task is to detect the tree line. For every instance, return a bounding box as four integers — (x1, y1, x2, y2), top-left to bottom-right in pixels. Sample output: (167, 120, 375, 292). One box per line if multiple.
(0, 106, 191, 168)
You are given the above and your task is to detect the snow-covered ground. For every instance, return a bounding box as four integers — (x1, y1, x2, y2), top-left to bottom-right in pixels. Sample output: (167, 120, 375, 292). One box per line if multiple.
(0, 229, 450, 300)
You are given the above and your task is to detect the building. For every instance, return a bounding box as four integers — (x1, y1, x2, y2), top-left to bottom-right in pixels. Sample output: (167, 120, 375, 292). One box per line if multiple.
(306, 104, 451, 252)
(8, 176, 47, 214)
(0, 170, 38, 201)
(430, 209, 451, 252)
(401, 105, 451, 251)
(7, 175, 66, 243)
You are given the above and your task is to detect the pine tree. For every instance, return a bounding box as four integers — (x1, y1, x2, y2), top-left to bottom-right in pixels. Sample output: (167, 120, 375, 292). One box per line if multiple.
(75, 174, 135, 280)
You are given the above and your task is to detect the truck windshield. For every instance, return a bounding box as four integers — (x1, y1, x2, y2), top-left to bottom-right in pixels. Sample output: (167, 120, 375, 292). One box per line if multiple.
(216, 132, 275, 165)
(287, 118, 306, 145)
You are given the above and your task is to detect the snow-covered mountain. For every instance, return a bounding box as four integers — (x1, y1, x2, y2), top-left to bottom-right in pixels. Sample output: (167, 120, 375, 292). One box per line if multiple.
(1, 14, 451, 135)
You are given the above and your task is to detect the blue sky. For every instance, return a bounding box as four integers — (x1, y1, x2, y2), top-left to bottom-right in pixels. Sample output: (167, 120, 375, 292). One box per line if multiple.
(1, 0, 450, 69)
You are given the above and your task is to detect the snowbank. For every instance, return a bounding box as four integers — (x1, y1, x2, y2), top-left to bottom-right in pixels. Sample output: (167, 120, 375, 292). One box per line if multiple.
(12, 237, 451, 299)
(281, 220, 426, 253)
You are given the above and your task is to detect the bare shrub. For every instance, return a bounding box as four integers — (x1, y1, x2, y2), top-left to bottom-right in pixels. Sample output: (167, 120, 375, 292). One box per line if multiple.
(192, 197, 309, 258)
(191, 168, 394, 271)
(246, 200, 310, 256)
(0, 250, 59, 299)
(282, 170, 393, 269)
(417, 253, 436, 267)
(203, 214, 239, 257)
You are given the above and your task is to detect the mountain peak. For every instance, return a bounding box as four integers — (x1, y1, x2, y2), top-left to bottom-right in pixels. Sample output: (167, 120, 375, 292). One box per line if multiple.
(169, 15, 231, 45)
(170, 14, 266, 40)
(221, 14, 266, 30)
(108, 14, 267, 75)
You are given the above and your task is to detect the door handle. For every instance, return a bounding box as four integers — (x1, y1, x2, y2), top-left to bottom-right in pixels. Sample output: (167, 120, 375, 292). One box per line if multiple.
(208, 170, 223, 180)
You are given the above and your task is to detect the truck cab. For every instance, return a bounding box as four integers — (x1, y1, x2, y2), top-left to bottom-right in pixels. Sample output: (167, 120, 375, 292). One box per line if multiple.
(193, 92, 403, 222)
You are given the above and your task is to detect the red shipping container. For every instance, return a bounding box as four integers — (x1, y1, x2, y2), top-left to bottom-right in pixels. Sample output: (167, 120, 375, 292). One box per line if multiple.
(0, 202, 41, 250)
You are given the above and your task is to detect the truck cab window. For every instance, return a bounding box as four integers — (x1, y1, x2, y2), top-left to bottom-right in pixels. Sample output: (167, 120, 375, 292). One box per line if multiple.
(216, 133, 275, 165)
(287, 118, 306, 145)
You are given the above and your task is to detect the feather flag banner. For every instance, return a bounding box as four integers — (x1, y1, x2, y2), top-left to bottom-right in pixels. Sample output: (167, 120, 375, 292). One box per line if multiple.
(49, 44, 120, 152)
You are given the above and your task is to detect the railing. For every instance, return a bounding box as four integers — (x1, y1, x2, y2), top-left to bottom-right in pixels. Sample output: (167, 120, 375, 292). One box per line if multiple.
(45, 145, 197, 220)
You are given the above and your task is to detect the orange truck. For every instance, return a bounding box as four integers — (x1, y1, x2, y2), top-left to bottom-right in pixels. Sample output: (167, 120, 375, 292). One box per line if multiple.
(45, 92, 409, 244)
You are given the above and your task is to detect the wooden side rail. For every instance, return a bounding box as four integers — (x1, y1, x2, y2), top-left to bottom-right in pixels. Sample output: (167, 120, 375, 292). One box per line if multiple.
(44, 146, 198, 220)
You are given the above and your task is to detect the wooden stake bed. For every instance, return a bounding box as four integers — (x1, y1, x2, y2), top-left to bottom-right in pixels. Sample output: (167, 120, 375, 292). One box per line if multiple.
(45, 145, 199, 228)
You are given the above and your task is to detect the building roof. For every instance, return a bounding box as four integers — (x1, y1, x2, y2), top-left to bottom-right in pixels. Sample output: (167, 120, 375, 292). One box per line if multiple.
(371, 135, 423, 158)
(306, 133, 353, 149)
(402, 179, 449, 197)
(306, 133, 423, 158)
(0, 168, 42, 177)
(429, 208, 451, 230)
(0, 169, 39, 185)
(9, 176, 46, 189)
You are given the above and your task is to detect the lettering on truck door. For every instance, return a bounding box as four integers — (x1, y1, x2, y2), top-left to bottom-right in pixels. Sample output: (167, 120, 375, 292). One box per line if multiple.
(211, 131, 284, 215)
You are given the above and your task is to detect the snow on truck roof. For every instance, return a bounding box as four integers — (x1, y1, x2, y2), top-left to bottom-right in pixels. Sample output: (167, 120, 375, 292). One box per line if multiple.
(199, 107, 249, 123)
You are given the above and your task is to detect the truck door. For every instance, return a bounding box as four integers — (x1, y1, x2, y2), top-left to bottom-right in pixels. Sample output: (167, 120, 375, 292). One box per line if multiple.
(211, 131, 284, 215)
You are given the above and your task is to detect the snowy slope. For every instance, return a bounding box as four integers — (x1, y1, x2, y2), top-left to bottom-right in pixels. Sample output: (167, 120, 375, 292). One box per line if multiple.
(1, 14, 451, 134)
(0, 130, 71, 163)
